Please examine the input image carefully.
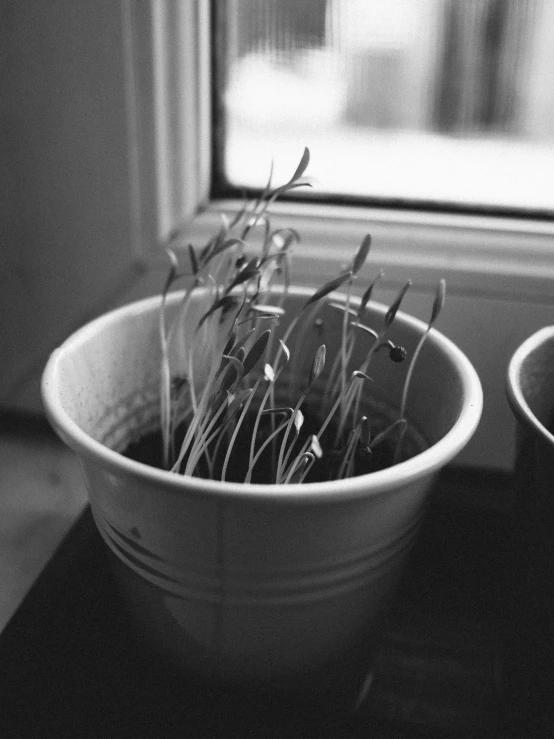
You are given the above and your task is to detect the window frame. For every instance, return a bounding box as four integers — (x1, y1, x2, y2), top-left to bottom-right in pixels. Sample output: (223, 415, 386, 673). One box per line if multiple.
(123, 0, 212, 260)
(125, 0, 554, 471)
(127, 0, 554, 299)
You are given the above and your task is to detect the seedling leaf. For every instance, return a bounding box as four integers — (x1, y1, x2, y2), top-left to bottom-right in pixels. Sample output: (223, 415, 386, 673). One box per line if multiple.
(250, 304, 285, 317)
(290, 147, 310, 183)
(188, 244, 199, 275)
(309, 345, 326, 386)
(385, 281, 411, 328)
(286, 453, 313, 484)
(242, 329, 271, 376)
(306, 272, 352, 307)
(430, 279, 446, 326)
(198, 295, 241, 329)
(310, 435, 323, 459)
(351, 235, 371, 276)
(279, 340, 291, 362)
(359, 269, 384, 316)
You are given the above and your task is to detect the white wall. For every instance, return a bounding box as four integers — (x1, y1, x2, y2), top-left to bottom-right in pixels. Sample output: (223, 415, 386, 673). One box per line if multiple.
(0, 0, 145, 410)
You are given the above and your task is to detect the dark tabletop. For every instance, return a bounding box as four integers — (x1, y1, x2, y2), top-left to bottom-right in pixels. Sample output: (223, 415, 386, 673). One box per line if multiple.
(0, 468, 544, 738)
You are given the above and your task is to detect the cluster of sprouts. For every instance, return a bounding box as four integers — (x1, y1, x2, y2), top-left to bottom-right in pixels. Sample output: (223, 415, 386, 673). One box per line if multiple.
(158, 149, 445, 484)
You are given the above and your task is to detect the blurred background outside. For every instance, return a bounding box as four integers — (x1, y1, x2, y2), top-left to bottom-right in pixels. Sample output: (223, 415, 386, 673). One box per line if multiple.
(221, 0, 554, 212)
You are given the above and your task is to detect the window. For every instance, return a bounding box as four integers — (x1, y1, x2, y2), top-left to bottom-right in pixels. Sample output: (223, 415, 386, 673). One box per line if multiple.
(216, 0, 554, 216)
(127, 0, 554, 472)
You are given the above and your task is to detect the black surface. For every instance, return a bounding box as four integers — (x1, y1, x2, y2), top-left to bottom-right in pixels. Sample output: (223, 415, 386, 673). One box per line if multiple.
(0, 472, 527, 738)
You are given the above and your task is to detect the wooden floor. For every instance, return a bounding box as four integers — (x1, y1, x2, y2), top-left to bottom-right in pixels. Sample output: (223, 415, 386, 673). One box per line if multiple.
(0, 412, 88, 632)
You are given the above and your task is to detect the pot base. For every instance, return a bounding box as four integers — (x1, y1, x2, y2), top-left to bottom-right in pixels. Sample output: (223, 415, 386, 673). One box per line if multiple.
(107, 545, 397, 713)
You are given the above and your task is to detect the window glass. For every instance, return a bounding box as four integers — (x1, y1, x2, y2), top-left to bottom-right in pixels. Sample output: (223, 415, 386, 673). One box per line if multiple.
(218, 0, 554, 214)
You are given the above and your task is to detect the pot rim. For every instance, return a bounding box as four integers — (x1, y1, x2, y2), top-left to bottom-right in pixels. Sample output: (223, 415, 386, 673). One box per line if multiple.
(506, 325, 554, 445)
(41, 287, 483, 504)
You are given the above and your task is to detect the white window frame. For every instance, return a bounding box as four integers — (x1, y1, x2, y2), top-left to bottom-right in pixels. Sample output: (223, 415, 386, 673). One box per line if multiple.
(124, 0, 554, 472)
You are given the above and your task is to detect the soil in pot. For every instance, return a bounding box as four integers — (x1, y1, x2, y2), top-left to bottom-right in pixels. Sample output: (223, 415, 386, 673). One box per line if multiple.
(123, 407, 413, 484)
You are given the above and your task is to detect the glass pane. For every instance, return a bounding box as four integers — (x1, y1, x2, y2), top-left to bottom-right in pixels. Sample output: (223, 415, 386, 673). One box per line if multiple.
(219, 0, 554, 213)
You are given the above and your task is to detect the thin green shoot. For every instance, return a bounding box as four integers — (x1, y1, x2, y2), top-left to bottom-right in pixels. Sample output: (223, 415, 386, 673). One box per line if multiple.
(394, 279, 446, 463)
(221, 379, 262, 482)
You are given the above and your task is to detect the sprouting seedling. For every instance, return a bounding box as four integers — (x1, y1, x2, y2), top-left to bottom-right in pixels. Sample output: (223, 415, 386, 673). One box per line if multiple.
(337, 427, 360, 481)
(159, 248, 182, 469)
(302, 370, 371, 453)
(350, 234, 371, 279)
(224, 257, 260, 295)
(220, 380, 262, 482)
(242, 329, 271, 377)
(264, 267, 354, 453)
(275, 345, 326, 483)
(188, 244, 199, 275)
(267, 147, 312, 205)
(184, 389, 239, 477)
(338, 240, 369, 403)
(239, 160, 274, 241)
(243, 342, 291, 482)
(156, 148, 442, 484)
(245, 406, 294, 483)
(333, 415, 374, 480)
(283, 268, 355, 364)
(208, 389, 255, 476)
(281, 435, 322, 485)
(325, 267, 384, 404)
(385, 280, 412, 329)
(399, 279, 445, 422)
(197, 294, 243, 331)
(305, 271, 354, 308)
(242, 148, 312, 240)
(284, 452, 315, 484)
(170, 358, 221, 473)
(331, 281, 410, 446)
(309, 344, 326, 386)
(394, 279, 446, 463)
(159, 152, 312, 477)
(358, 269, 384, 318)
(370, 418, 407, 453)
(240, 304, 285, 326)
(210, 331, 271, 477)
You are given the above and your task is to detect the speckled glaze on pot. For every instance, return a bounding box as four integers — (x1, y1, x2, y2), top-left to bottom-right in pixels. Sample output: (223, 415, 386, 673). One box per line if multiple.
(42, 287, 482, 693)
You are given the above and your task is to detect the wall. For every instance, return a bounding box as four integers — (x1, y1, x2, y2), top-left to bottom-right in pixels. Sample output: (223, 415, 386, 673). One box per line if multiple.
(0, 0, 145, 410)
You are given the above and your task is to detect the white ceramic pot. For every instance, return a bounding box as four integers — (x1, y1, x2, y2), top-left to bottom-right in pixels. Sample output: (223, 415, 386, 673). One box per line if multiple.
(507, 326, 554, 558)
(506, 327, 554, 731)
(41, 287, 482, 698)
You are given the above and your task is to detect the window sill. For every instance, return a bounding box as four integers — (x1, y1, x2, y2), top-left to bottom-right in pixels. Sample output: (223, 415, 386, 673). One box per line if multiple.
(186, 200, 554, 301)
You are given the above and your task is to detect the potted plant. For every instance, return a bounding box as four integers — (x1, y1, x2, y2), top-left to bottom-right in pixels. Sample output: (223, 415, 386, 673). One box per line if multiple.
(506, 329, 554, 733)
(41, 149, 482, 711)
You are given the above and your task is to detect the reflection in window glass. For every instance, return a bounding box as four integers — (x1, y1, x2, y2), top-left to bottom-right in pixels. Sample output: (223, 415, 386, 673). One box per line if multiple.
(220, 0, 554, 213)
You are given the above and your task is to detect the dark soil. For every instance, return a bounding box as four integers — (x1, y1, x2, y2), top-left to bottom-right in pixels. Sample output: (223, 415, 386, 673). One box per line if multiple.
(124, 410, 400, 484)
